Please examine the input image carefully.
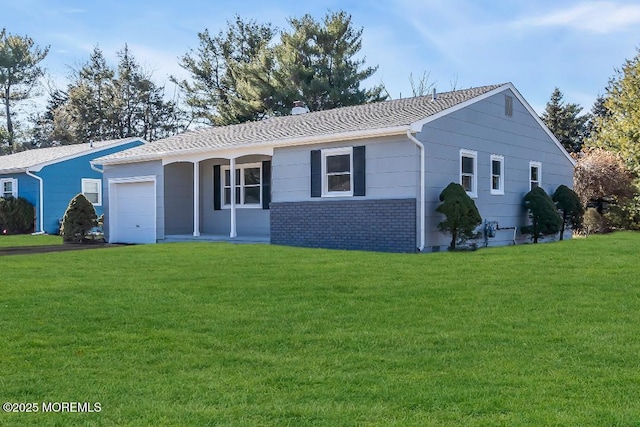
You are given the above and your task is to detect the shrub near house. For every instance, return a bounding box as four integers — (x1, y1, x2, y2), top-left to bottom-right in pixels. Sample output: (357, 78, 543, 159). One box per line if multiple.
(0, 197, 35, 234)
(60, 194, 98, 243)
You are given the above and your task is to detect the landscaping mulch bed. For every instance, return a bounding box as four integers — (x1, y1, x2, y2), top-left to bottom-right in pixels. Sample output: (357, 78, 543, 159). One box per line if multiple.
(0, 243, 123, 256)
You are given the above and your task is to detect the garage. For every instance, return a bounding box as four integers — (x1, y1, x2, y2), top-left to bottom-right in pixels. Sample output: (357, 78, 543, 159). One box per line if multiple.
(109, 177, 156, 244)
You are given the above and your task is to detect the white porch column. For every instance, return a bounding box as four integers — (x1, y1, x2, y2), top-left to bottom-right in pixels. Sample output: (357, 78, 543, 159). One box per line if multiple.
(229, 157, 237, 238)
(193, 160, 200, 237)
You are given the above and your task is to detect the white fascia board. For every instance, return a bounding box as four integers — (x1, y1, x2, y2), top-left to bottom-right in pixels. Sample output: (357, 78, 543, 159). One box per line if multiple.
(28, 137, 148, 172)
(0, 167, 28, 175)
(97, 126, 410, 166)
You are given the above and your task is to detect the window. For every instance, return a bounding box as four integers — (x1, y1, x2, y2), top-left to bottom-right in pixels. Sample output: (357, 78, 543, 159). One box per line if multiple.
(221, 163, 262, 207)
(82, 178, 102, 205)
(322, 147, 353, 197)
(490, 155, 504, 195)
(505, 95, 513, 117)
(1, 178, 17, 199)
(460, 149, 477, 198)
(529, 161, 541, 190)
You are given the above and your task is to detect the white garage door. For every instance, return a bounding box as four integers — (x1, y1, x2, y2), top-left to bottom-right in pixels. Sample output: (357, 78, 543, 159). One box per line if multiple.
(110, 180, 156, 244)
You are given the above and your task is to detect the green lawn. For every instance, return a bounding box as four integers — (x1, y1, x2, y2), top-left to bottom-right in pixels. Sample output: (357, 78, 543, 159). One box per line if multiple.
(0, 234, 62, 247)
(1, 233, 640, 426)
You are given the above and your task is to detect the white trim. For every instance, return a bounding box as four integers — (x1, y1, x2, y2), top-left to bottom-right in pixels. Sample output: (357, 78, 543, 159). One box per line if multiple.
(107, 175, 157, 244)
(81, 178, 102, 206)
(229, 158, 237, 238)
(490, 154, 505, 195)
(193, 161, 200, 237)
(24, 172, 44, 233)
(0, 177, 18, 198)
(529, 161, 542, 191)
(406, 130, 425, 252)
(321, 147, 354, 197)
(460, 149, 478, 198)
(221, 162, 263, 208)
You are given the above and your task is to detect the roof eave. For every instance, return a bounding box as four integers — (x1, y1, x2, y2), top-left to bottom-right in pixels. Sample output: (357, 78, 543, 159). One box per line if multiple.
(95, 125, 411, 165)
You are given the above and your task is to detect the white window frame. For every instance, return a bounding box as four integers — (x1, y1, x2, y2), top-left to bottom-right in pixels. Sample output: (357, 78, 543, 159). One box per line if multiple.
(221, 162, 262, 209)
(460, 149, 478, 198)
(490, 154, 505, 195)
(529, 161, 542, 191)
(322, 147, 353, 197)
(0, 178, 18, 199)
(82, 178, 102, 206)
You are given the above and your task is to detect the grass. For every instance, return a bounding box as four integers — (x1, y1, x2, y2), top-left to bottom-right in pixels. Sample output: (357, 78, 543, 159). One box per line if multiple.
(1, 233, 640, 425)
(0, 234, 62, 247)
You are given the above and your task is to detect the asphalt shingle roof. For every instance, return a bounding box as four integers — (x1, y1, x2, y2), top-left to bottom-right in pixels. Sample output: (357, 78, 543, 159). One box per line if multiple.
(96, 84, 506, 164)
(0, 138, 143, 173)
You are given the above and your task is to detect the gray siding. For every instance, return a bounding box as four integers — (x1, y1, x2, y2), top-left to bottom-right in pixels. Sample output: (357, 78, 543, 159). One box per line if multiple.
(272, 136, 420, 203)
(419, 89, 574, 250)
(103, 160, 164, 241)
(164, 162, 194, 235)
(200, 157, 270, 237)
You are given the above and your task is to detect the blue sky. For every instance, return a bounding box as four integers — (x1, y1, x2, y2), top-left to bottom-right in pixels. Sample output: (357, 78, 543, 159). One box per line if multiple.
(4, 0, 640, 115)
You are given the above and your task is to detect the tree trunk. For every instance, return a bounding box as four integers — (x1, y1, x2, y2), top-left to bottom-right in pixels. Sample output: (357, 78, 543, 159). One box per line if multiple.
(4, 85, 13, 148)
(559, 212, 566, 240)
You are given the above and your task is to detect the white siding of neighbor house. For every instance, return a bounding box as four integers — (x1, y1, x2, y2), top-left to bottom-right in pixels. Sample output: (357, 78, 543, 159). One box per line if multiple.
(418, 88, 574, 250)
(103, 160, 165, 241)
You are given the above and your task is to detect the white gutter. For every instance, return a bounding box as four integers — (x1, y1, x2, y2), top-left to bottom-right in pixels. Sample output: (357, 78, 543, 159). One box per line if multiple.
(406, 130, 426, 252)
(90, 161, 103, 174)
(25, 170, 45, 234)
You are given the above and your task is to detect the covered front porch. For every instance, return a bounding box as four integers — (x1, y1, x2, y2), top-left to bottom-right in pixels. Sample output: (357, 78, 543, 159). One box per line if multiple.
(161, 147, 272, 242)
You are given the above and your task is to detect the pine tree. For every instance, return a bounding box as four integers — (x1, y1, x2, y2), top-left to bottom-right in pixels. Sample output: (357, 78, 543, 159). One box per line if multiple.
(587, 48, 640, 175)
(522, 187, 562, 243)
(0, 28, 49, 148)
(552, 185, 584, 240)
(271, 10, 386, 115)
(60, 194, 97, 243)
(436, 182, 482, 250)
(540, 87, 588, 153)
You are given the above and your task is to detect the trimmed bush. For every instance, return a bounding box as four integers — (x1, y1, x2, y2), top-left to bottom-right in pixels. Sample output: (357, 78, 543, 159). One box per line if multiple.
(436, 182, 482, 250)
(0, 197, 35, 234)
(522, 187, 562, 243)
(60, 194, 97, 243)
(552, 185, 584, 240)
(583, 208, 605, 235)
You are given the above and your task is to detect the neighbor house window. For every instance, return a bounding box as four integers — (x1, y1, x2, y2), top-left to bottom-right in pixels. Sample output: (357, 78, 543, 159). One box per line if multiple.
(322, 147, 353, 197)
(1, 178, 17, 199)
(460, 149, 477, 198)
(82, 178, 102, 206)
(530, 161, 541, 190)
(505, 95, 513, 117)
(490, 154, 504, 195)
(222, 163, 262, 207)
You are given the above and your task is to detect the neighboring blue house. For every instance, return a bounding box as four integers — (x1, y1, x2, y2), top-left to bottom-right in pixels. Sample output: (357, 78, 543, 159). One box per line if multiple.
(0, 138, 145, 234)
(95, 83, 575, 252)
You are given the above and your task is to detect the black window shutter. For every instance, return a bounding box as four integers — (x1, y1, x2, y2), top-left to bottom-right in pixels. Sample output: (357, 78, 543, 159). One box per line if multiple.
(262, 160, 271, 209)
(353, 145, 366, 196)
(310, 150, 321, 197)
(213, 165, 221, 210)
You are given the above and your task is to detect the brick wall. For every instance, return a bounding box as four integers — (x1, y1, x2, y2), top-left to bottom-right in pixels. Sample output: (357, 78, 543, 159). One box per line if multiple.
(270, 198, 416, 253)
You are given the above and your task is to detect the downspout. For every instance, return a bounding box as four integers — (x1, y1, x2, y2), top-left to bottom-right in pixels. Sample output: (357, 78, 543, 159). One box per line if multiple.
(406, 130, 425, 252)
(25, 170, 45, 234)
